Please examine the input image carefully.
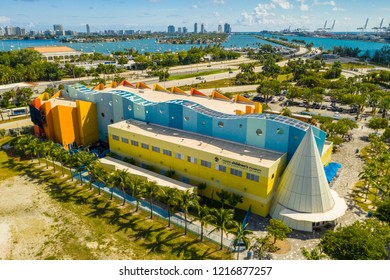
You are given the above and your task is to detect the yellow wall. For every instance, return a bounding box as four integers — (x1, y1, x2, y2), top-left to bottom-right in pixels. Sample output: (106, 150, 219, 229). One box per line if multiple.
(108, 125, 287, 217)
(321, 142, 333, 165)
(76, 100, 99, 146)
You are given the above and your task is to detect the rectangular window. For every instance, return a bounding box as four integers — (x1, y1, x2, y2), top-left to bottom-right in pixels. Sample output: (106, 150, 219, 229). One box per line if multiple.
(175, 152, 184, 160)
(152, 146, 160, 153)
(230, 168, 242, 177)
(131, 140, 139, 146)
(215, 164, 226, 173)
(163, 149, 172, 156)
(112, 135, 119, 141)
(246, 173, 259, 182)
(121, 137, 129, 144)
(141, 143, 149, 150)
(187, 156, 197, 164)
(201, 160, 211, 168)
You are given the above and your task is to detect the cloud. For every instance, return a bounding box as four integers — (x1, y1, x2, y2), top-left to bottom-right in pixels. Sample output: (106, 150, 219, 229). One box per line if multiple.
(213, 11, 221, 17)
(297, 0, 309, 11)
(192, 4, 198, 8)
(332, 7, 346, 11)
(313, 0, 336, 6)
(239, 11, 254, 26)
(213, 0, 225, 4)
(0, 16, 11, 24)
(272, 0, 293, 10)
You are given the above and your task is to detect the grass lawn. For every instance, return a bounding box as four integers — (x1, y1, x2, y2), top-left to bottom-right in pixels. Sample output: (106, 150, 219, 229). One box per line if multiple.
(0, 136, 19, 180)
(0, 145, 232, 260)
(340, 63, 374, 70)
(168, 69, 228, 81)
(180, 79, 233, 91)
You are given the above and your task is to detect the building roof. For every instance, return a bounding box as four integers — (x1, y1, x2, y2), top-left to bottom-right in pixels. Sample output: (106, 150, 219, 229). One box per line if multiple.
(99, 156, 195, 192)
(29, 46, 77, 54)
(270, 127, 346, 222)
(109, 119, 285, 169)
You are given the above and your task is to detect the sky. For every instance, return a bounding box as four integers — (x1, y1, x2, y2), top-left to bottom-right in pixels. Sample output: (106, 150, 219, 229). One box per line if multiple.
(0, 0, 389, 32)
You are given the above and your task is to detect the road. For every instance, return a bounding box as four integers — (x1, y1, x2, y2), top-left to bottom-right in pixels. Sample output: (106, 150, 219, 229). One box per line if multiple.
(0, 118, 33, 130)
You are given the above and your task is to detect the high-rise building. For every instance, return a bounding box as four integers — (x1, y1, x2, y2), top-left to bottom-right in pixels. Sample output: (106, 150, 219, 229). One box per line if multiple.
(200, 23, 205, 33)
(224, 23, 231, 34)
(183, 27, 188, 34)
(5, 26, 16, 36)
(194, 23, 198, 33)
(53, 24, 64, 36)
(178, 27, 182, 33)
(86, 24, 90, 35)
(167, 25, 175, 34)
(0, 27, 3, 36)
(218, 24, 222, 33)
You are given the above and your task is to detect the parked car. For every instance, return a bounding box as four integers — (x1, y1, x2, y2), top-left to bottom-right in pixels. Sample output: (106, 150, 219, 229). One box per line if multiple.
(333, 112, 340, 117)
(279, 96, 285, 101)
(195, 76, 204, 80)
(321, 105, 327, 110)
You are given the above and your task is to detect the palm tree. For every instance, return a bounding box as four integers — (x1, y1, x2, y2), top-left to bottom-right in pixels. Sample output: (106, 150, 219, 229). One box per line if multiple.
(93, 164, 109, 195)
(193, 204, 211, 241)
(159, 186, 179, 227)
(130, 176, 144, 212)
(216, 189, 231, 208)
(74, 151, 96, 186)
(56, 148, 69, 177)
(232, 222, 253, 260)
(209, 208, 235, 250)
(40, 141, 52, 169)
(110, 169, 130, 206)
(178, 190, 198, 235)
(227, 193, 243, 209)
(301, 246, 326, 260)
(142, 180, 159, 219)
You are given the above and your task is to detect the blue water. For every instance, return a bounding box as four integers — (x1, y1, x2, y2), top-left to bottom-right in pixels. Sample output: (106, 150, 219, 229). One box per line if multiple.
(0, 34, 286, 54)
(0, 33, 387, 55)
(265, 34, 388, 55)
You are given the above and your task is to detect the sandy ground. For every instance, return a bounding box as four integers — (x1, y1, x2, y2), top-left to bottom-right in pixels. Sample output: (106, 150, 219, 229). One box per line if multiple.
(0, 175, 133, 260)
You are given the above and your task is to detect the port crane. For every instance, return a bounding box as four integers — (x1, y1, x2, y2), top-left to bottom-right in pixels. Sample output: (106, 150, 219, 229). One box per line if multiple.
(372, 18, 384, 33)
(325, 20, 336, 32)
(317, 20, 327, 32)
(357, 18, 369, 33)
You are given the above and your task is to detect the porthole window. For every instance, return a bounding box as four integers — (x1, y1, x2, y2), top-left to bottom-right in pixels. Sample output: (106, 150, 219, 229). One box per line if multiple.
(101, 113, 105, 117)
(277, 128, 284, 135)
(146, 110, 149, 114)
(110, 119, 114, 124)
(171, 116, 175, 119)
(239, 124, 243, 128)
(128, 105, 132, 111)
(184, 116, 189, 121)
(218, 121, 224, 128)
(109, 101, 112, 106)
(159, 109, 164, 114)
(115, 99, 118, 102)
(256, 129, 263, 136)
(136, 107, 140, 111)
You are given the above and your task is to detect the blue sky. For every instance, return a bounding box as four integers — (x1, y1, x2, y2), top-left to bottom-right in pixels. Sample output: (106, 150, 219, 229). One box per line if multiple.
(0, 0, 389, 32)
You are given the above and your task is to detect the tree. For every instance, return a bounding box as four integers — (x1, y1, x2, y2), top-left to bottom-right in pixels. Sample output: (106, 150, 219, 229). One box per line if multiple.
(256, 79, 281, 104)
(159, 186, 179, 227)
(129, 176, 144, 212)
(216, 189, 231, 208)
(209, 208, 236, 250)
(319, 219, 390, 260)
(178, 190, 198, 235)
(92, 163, 108, 195)
(367, 118, 388, 132)
(110, 169, 130, 206)
(301, 246, 326, 260)
(250, 236, 276, 260)
(266, 219, 292, 244)
(227, 193, 243, 209)
(374, 197, 390, 224)
(142, 180, 159, 219)
(74, 151, 96, 186)
(193, 204, 211, 241)
(232, 222, 253, 260)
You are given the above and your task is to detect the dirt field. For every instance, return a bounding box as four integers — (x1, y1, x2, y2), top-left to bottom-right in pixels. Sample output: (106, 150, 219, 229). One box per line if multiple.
(0, 175, 135, 260)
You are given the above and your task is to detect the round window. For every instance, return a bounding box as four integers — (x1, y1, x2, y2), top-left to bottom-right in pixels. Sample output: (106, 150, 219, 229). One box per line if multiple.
(184, 116, 189, 121)
(128, 105, 132, 111)
(256, 129, 263, 136)
(201, 121, 206, 125)
(159, 109, 164, 114)
(218, 121, 224, 128)
(277, 128, 284, 135)
(109, 101, 112, 106)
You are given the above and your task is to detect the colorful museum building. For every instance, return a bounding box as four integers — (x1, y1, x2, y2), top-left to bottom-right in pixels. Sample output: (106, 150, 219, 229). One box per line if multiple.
(30, 81, 345, 231)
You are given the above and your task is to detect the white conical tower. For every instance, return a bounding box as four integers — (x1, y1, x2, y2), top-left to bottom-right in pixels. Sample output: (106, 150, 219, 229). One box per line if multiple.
(270, 126, 346, 232)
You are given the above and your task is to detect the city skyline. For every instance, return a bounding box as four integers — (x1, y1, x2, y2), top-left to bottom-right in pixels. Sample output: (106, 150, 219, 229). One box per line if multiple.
(0, 0, 389, 32)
